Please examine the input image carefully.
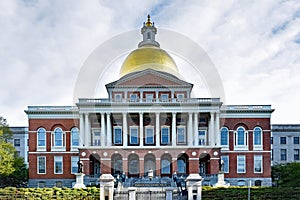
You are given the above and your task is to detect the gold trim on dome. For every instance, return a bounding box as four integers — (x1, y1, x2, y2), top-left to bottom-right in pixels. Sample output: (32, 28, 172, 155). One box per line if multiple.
(119, 45, 179, 77)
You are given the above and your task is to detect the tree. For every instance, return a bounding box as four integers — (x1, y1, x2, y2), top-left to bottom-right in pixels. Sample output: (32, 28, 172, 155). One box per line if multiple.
(0, 116, 28, 186)
(272, 162, 300, 187)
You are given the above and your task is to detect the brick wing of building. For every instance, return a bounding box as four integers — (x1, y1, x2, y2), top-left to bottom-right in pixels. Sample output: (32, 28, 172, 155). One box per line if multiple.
(25, 16, 274, 188)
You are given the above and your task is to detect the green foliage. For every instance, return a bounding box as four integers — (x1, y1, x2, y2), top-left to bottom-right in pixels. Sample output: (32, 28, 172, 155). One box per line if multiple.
(0, 116, 13, 140)
(0, 131, 15, 176)
(272, 162, 300, 187)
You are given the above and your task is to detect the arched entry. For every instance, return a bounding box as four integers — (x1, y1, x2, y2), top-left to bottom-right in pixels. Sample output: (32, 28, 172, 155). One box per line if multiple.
(144, 154, 156, 176)
(177, 153, 189, 175)
(89, 154, 101, 175)
(199, 153, 210, 175)
(111, 154, 123, 176)
(161, 154, 172, 177)
(128, 154, 139, 177)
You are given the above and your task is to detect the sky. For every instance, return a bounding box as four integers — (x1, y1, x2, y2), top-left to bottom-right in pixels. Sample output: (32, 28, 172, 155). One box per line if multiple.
(0, 0, 300, 126)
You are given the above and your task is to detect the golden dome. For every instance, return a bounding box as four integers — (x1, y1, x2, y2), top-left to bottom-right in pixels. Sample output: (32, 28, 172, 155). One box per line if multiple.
(119, 45, 179, 77)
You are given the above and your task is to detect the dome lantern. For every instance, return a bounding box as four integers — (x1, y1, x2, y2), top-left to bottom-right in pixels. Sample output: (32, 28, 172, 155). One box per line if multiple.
(139, 15, 160, 47)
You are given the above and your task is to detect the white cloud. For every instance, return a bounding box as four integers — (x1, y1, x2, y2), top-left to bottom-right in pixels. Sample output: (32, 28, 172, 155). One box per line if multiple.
(0, 0, 299, 125)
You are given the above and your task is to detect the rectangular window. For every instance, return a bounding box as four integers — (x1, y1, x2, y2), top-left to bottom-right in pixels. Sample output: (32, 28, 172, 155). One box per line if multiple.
(161, 126, 170, 145)
(54, 156, 63, 174)
(37, 156, 46, 174)
(92, 130, 101, 146)
(221, 155, 229, 173)
(280, 149, 287, 161)
(198, 130, 206, 145)
(176, 93, 184, 101)
(14, 139, 20, 147)
(254, 155, 263, 173)
(270, 137, 273, 145)
(71, 156, 79, 174)
(161, 94, 169, 102)
(145, 126, 154, 144)
(237, 155, 246, 173)
(294, 137, 300, 144)
(114, 93, 122, 102)
(294, 149, 300, 161)
(130, 126, 138, 144)
(177, 126, 186, 144)
(130, 94, 138, 102)
(146, 94, 154, 102)
(280, 137, 286, 144)
(114, 127, 122, 145)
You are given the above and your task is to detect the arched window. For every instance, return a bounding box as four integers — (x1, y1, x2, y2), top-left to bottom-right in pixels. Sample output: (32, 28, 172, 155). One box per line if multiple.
(177, 154, 188, 174)
(254, 127, 262, 146)
(111, 154, 123, 176)
(237, 127, 245, 145)
(220, 127, 229, 146)
(37, 128, 46, 147)
(161, 154, 172, 176)
(71, 127, 79, 147)
(54, 127, 63, 147)
(128, 154, 139, 177)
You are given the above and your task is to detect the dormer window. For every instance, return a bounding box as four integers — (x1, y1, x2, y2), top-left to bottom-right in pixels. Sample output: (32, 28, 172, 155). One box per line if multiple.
(130, 94, 138, 102)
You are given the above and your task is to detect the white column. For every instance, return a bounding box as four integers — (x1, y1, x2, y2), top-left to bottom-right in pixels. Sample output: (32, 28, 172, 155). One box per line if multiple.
(123, 112, 128, 147)
(194, 113, 198, 146)
(139, 112, 143, 146)
(209, 112, 215, 146)
(101, 112, 106, 146)
(155, 91, 159, 102)
(172, 112, 176, 146)
(106, 113, 112, 146)
(188, 113, 193, 146)
(84, 113, 90, 147)
(79, 113, 85, 147)
(215, 112, 220, 146)
(156, 113, 160, 147)
(140, 91, 143, 102)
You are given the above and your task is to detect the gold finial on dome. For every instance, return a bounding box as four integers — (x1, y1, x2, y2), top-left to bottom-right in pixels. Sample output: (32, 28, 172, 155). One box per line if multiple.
(145, 14, 152, 27)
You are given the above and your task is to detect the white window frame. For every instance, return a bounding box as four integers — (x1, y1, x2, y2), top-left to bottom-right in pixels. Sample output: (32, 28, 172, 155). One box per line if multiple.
(254, 155, 263, 173)
(234, 127, 248, 150)
(145, 126, 154, 145)
(130, 93, 138, 102)
(198, 129, 206, 146)
(71, 156, 79, 174)
(92, 128, 101, 146)
(237, 155, 246, 173)
(220, 127, 229, 150)
(160, 94, 169, 102)
(37, 128, 46, 151)
(37, 156, 46, 174)
(161, 126, 170, 145)
(51, 127, 66, 151)
(113, 126, 122, 145)
(221, 155, 229, 173)
(71, 127, 79, 150)
(146, 93, 154, 102)
(253, 127, 263, 150)
(54, 156, 63, 174)
(176, 93, 185, 102)
(280, 149, 287, 160)
(129, 126, 139, 145)
(177, 126, 186, 144)
(294, 149, 300, 161)
(114, 93, 122, 102)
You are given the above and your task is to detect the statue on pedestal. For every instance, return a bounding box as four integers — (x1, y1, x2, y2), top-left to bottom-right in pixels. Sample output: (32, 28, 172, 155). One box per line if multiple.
(77, 160, 84, 173)
(219, 159, 224, 172)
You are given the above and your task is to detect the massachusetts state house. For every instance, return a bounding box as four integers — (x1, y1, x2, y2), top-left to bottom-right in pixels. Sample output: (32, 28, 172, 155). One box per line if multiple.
(26, 16, 274, 188)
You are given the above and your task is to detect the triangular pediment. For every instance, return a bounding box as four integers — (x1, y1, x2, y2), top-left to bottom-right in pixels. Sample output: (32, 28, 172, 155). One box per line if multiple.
(106, 69, 193, 88)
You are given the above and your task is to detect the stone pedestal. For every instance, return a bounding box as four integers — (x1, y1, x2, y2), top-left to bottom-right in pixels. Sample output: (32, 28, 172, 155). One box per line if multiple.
(214, 172, 229, 187)
(166, 187, 174, 200)
(73, 173, 86, 189)
(128, 187, 137, 200)
(99, 174, 115, 200)
(186, 174, 202, 200)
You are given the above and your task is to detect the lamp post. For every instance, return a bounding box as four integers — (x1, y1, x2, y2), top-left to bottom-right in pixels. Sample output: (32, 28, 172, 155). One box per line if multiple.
(148, 169, 153, 181)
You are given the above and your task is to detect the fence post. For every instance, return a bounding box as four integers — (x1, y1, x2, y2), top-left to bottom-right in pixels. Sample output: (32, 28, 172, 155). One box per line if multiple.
(128, 187, 136, 200)
(166, 187, 174, 200)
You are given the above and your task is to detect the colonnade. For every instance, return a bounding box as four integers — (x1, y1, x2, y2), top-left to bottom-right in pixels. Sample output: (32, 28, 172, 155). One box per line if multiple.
(79, 111, 220, 147)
